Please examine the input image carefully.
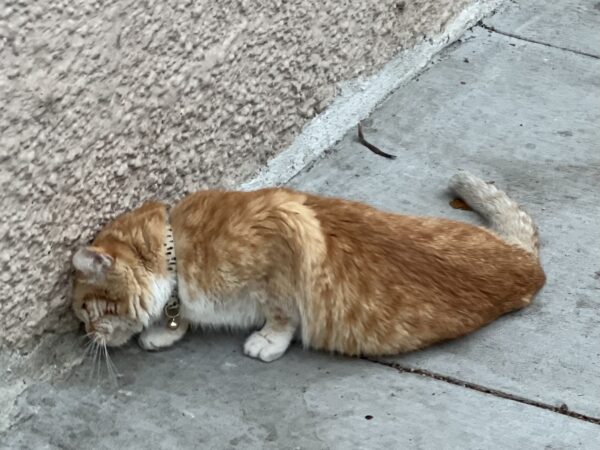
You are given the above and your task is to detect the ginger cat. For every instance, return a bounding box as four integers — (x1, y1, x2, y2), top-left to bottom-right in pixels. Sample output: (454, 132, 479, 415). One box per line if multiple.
(72, 172, 545, 362)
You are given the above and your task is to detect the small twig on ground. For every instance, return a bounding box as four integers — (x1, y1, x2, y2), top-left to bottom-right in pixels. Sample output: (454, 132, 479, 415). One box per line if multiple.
(357, 123, 396, 159)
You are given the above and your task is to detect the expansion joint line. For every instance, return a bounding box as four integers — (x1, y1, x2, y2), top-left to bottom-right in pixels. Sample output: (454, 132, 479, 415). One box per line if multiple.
(364, 358, 600, 426)
(479, 23, 600, 60)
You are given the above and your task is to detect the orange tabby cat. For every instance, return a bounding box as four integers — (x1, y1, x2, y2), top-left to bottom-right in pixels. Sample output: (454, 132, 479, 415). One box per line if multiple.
(72, 172, 545, 362)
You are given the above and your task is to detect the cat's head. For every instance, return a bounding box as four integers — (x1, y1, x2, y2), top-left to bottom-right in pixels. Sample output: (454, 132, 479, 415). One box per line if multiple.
(71, 202, 170, 346)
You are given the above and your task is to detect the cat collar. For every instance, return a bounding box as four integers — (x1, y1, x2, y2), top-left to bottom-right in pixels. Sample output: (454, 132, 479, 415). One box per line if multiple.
(164, 224, 180, 330)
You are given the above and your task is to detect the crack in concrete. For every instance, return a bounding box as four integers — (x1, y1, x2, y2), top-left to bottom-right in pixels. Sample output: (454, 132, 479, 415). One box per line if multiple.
(365, 358, 600, 426)
(480, 23, 600, 60)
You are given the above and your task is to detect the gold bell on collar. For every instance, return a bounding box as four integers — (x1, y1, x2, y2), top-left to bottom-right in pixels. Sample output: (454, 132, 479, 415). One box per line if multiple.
(167, 316, 180, 330)
(164, 301, 181, 331)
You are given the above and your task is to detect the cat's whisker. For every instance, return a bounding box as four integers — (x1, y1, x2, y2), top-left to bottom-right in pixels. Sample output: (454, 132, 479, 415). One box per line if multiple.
(95, 340, 104, 384)
(93, 341, 103, 385)
(86, 340, 99, 383)
(102, 341, 119, 386)
(78, 333, 96, 353)
(80, 331, 95, 349)
(81, 339, 95, 360)
(79, 328, 119, 386)
(103, 345, 114, 379)
(105, 346, 119, 378)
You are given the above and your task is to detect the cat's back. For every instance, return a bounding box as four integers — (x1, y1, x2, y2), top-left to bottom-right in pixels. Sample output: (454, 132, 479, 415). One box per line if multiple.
(171, 188, 307, 232)
(299, 193, 545, 353)
(169, 187, 545, 356)
(169, 188, 315, 281)
(303, 192, 545, 301)
(171, 188, 544, 299)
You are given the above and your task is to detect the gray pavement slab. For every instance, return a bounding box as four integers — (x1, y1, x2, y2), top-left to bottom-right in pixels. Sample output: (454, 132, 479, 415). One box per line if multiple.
(486, 0, 600, 57)
(288, 25, 600, 419)
(3, 334, 599, 450)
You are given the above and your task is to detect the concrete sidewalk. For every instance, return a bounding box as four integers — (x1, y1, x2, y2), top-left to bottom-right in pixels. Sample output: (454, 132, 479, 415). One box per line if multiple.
(290, 0, 600, 418)
(2, 1, 599, 448)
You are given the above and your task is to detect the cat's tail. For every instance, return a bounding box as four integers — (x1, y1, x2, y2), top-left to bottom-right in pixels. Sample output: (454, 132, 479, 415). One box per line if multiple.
(448, 171, 540, 256)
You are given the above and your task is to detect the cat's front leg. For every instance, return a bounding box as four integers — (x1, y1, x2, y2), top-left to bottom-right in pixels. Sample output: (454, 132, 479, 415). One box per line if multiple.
(244, 308, 297, 363)
(138, 320, 189, 351)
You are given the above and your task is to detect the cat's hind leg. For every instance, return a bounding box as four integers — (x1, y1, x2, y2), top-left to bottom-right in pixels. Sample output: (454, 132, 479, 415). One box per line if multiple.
(244, 305, 297, 362)
(138, 320, 189, 351)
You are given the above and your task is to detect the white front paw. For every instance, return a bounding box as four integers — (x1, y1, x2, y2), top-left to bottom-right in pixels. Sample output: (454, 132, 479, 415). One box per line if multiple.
(138, 326, 184, 351)
(243, 330, 291, 362)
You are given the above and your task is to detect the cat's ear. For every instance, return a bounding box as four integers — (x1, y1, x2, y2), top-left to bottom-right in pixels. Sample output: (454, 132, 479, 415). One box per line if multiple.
(72, 247, 114, 279)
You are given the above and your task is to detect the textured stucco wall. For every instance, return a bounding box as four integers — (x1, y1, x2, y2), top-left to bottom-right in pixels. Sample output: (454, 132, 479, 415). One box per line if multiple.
(0, 0, 474, 351)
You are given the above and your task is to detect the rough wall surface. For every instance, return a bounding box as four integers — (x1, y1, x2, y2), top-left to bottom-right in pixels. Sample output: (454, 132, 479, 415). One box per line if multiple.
(0, 0, 473, 350)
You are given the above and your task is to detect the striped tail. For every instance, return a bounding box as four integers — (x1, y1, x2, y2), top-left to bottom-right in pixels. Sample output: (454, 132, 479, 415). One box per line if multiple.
(449, 172, 540, 256)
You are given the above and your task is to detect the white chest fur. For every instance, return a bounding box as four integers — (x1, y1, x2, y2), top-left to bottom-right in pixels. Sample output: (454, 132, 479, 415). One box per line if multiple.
(178, 279, 265, 330)
(144, 275, 177, 325)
